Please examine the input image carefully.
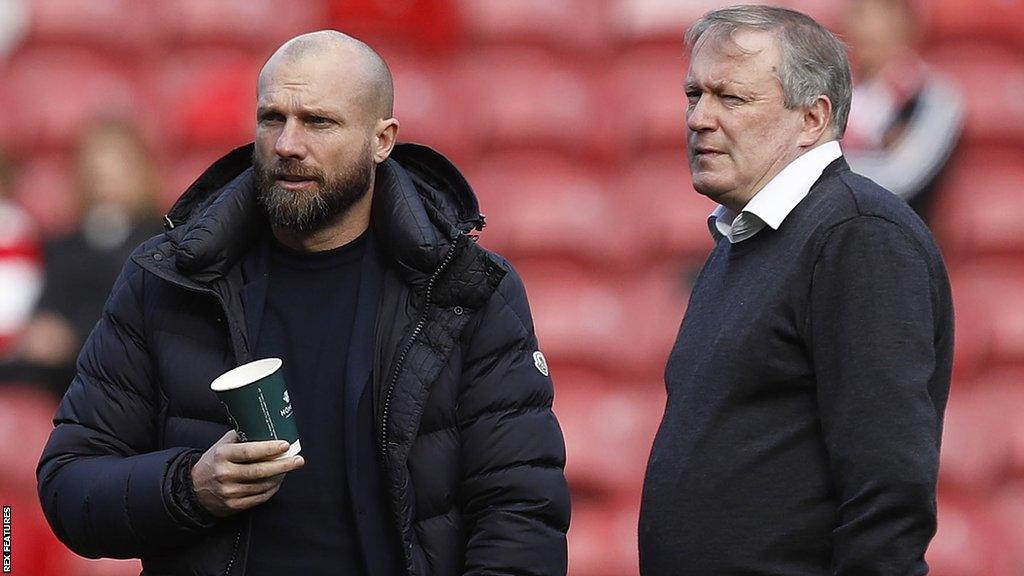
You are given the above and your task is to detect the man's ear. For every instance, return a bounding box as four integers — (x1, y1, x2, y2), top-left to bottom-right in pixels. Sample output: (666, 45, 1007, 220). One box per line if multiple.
(799, 95, 832, 146)
(373, 118, 400, 164)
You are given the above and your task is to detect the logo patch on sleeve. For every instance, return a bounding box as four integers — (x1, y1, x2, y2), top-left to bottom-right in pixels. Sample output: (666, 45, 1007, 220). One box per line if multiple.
(533, 351, 549, 377)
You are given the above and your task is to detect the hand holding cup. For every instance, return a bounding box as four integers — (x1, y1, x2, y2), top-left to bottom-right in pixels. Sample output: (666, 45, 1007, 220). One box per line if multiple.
(197, 358, 304, 517)
(191, 430, 305, 517)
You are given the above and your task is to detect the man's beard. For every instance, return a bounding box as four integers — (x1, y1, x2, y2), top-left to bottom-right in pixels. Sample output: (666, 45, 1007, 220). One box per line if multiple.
(254, 147, 373, 234)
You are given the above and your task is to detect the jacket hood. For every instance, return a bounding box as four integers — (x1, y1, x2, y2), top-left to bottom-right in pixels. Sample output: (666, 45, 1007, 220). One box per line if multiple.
(161, 142, 485, 279)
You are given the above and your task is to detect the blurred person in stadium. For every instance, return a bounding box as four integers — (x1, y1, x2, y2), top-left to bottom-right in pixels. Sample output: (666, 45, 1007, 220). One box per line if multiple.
(0, 150, 43, 359)
(38, 31, 569, 576)
(842, 0, 964, 221)
(639, 6, 953, 576)
(17, 119, 163, 397)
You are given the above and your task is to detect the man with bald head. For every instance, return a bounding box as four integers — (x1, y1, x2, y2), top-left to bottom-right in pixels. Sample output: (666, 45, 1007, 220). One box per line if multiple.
(39, 31, 570, 576)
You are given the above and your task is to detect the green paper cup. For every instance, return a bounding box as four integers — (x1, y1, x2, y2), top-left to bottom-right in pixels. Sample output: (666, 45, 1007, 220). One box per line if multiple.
(211, 358, 301, 459)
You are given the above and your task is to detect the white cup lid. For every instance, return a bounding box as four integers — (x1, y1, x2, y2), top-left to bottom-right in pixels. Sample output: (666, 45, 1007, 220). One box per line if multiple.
(210, 358, 283, 392)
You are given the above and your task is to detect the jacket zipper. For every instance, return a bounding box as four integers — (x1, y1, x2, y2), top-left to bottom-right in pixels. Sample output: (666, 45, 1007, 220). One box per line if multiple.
(166, 281, 249, 576)
(223, 528, 242, 576)
(178, 280, 248, 576)
(139, 258, 250, 575)
(378, 236, 461, 463)
(175, 277, 248, 576)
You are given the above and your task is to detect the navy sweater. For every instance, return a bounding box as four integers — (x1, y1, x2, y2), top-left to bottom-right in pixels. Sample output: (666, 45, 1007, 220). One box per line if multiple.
(248, 232, 366, 575)
(639, 158, 953, 576)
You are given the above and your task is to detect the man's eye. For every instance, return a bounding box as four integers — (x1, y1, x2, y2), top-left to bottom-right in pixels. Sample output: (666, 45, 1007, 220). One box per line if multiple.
(259, 113, 284, 124)
(685, 91, 701, 104)
(309, 116, 333, 126)
(722, 95, 744, 105)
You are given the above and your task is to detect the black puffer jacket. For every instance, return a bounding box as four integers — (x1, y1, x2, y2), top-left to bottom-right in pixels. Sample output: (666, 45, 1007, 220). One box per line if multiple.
(37, 143, 570, 576)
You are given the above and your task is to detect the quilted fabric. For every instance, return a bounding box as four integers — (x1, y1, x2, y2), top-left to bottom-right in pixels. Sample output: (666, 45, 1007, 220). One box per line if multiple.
(37, 143, 570, 576)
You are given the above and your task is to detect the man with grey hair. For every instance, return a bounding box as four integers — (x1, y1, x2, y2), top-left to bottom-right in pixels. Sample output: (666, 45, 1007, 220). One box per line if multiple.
(39, 30, 569, 576)
(639, 5, 952, 575)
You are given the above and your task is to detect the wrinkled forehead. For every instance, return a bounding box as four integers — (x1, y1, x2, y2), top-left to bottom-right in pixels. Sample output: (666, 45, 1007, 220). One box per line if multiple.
(690, 26, 780, 64)
(686, 28, 782, 85)
(257, 52, 371, 113)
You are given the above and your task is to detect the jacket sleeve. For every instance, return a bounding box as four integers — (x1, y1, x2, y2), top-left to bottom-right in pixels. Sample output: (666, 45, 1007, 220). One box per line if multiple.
(809, 216, 946, 575)
(36, 249, 213, 559)
(457, 262, 571, 576)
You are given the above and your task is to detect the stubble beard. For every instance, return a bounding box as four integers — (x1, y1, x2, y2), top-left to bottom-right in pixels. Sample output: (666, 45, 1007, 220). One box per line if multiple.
(254, 145, 374, 235)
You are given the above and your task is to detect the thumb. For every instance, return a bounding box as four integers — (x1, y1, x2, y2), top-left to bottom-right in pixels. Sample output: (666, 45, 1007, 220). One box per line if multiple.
(214, 429, 239, 445)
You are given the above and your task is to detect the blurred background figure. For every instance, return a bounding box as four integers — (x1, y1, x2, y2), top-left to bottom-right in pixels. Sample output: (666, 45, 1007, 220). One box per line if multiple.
(0, 0, 27, 57)
(0, 151, 43, 358)
(842, 0, 963, 221)
(17, 120, 162, 398)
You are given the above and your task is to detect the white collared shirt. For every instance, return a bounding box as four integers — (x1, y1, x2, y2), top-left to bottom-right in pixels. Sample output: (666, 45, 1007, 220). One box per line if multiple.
(708, 141, 843, 243)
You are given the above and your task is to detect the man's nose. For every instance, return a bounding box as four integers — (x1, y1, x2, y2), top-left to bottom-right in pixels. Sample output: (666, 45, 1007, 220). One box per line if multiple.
(686, 95, 717, 132)
(274, 119, 307, 159)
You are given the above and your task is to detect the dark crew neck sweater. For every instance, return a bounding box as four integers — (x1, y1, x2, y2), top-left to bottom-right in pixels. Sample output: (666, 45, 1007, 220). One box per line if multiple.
(247, 232, 367, 575)
(639, 159, 954, 576)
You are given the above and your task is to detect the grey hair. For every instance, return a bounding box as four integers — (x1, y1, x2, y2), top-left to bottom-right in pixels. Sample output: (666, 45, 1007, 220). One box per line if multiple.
(685, 4, 852, 138)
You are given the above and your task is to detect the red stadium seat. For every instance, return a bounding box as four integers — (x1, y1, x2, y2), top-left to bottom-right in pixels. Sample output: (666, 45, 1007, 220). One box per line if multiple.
(22, 0, 150, 50)
(941, 390, 1008, 492)
(10, 155, 78, 237)
(777, 0, 844, 29)
(947, 266, 1024, 371)
(328, 0, 459, 52)
(380, 51, 475, 163)
(554, 375, 664, 494)
(928, 46, 1024, 149)
(457, 48, 614, 158)
(975, 270, 1024, 370)
(148, 50, 263, 151)
(927, 491, 1015, 576)
(0, 385, 58, 495)
(518, 264, 634, 373)
(946, 270, 993, 380)
(620, 152, 717, 263)
(940, 372, 1024, 491)
(162, 150, 233, 211)
(468, 154, 631, 267)
(610, 0, 728, 44)
(932, 151, 1024, 262)
(609, 46, 690, 155)
(150, 0, 325, 51)
(612, 0, 843, 44)
(471, 151, 717, 269)
(1, 48, 144, 151)
(457, 0, 613, 52)
(518, 263, 688, 378)
(992, 376, 1024, 482)
(923, 0, 1024, 50)
(568, 497, 643, 576)
(989, 483, 1024, 573)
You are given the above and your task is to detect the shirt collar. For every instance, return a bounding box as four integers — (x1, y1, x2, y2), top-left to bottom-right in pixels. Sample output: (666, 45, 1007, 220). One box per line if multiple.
(707, 140, 842, 241)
